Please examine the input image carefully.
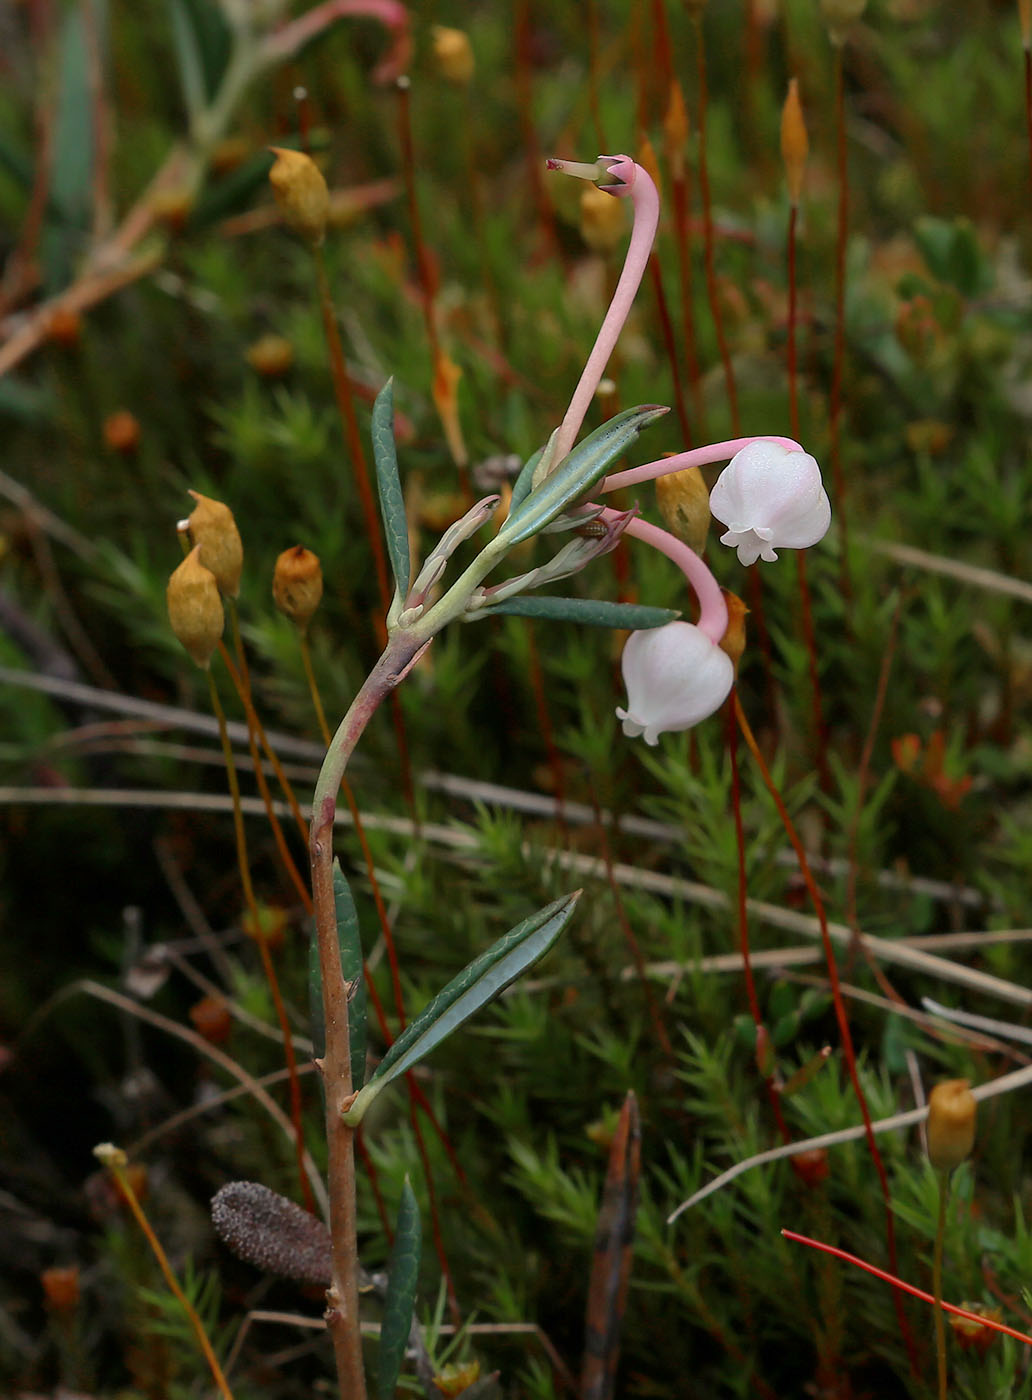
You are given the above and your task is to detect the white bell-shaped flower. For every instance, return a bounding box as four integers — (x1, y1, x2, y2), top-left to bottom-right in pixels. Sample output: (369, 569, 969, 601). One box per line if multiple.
(709, 441, 831, 566)
(616, 621, 734, 744)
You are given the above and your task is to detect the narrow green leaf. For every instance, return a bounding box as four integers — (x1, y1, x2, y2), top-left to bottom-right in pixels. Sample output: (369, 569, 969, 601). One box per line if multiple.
(177, 0, 232, 98)
(498, 406, 668, 548)
(371, 379, 411, 599)
(476, 597, 679, 629)
(343, 893, 579, 1123)
(333, 860, 367, 1091)
(51, 6, 94, 224)
(168, 0, 207, 123)
(377, 1178, 421, 1400)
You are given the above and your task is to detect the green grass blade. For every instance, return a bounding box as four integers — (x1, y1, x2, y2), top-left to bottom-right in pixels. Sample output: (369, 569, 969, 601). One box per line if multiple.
(377, 1177, 421, 1400)
(476, 597, 680, 629)
(51, 5, 94, 225)
(344, 892, 579, 1123)
(168, 0, 207, 124)
(371, 378, 410, 599)
(333, 860, 367, 1091)
(497, 406, 667, 547)
(508, 442, 547, 516)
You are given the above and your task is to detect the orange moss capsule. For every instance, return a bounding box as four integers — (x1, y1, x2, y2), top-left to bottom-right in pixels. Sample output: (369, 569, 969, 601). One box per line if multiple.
(246, 334, 294, 378)
(268, 147, 329, 247)
(167, 545, 224, 670)
(780, 79, 809, 207)
(149, 186, 194, 232)
(189, 995, 233, 1044)
(433, 1361, 481, 1395)
(718, 591, 748, 672)
(949, 1303, 1003, 1357)
(41, 1265, 80, 1312)
(926, 1079, 976, 1171)
(431, 26, 475, 85)
(103, 410, 141, 454)
(47, 306, 82, 348)
(272, 545, 324, 632)
(242, 903, 288, 953)
(579, 185, 627, 255)
(790, 1148, 831, 1189)
(187, 491, 243, 598)
(655, 464, 710, 555)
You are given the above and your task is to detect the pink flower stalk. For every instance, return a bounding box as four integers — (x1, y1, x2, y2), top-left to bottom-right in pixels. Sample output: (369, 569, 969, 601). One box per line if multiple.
(599, 435, 803, 493)
(546, 156, 659, 464)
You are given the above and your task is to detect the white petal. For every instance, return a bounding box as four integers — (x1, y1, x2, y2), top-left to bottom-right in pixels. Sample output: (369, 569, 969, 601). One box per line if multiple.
(617, 622, 734, 741)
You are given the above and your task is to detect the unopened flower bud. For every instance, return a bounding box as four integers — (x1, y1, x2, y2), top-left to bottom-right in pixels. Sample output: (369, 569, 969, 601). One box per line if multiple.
(431, 26, 475, 85)
(272, 546, 324, 632)
(268, 147, 329, 247)
(926, 1078, 976, 1171)
(780, 79, 808, 206)
(616, 622, 734, 744)
(187, 491, 243, 598)
(167, 545, 224, 670)
(655, 464, 710, 555)
(709, 441, 831, 566)
(819, 0, 867, 44)
(103, 410, 141, 454)
(579, 184, 627, 254)
(718, 590, 748, 671)
(246, 334, 294, 377)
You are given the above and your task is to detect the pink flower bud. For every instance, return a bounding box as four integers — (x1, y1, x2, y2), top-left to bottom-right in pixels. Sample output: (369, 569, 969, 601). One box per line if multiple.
(709, 441, 831, 566)
(616, 622, 734, 744)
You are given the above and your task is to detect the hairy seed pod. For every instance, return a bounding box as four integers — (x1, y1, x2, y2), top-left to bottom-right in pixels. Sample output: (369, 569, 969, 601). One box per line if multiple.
(211, 1181, 332, 1286)
(167, 546, 224, 670)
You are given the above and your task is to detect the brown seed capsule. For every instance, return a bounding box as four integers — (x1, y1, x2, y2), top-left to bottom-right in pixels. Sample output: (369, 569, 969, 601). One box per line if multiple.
(663, 81, 691, 157)
(241, 903, 288, 953)
(926, 1078, 976, 1171)
(189, 995, 233, 1045)
(245, 334, 294, 378)
(579, 185, 627, 255)
(431, 26, 475, 85)
(272, 546, 324, 632)
(187, 491, 243, 598)
(780, 79, 808, 207)
(167, 545, 224, 670)
(268, 147, 329, 247)
(790, 1147, 830, 1189)
(949, 1303, 1003, 1357)
(47, 306, 82, 348)
(718, 590, 748, 672)
(433, 1361, 482, 1396)
(149, 186, 195, 232)
(42, 1265, 80, 1312)
(819, 0, 868, 44)
(656, 464, 710, 555)
(103, 410, 141, 454)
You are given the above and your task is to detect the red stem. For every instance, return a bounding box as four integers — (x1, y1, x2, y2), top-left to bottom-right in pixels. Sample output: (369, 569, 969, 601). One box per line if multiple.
(670, 162, 704, 441)
(829, 49, 852, 605)
(648, 255, 694, 445)
(735, 697, 920, 1373)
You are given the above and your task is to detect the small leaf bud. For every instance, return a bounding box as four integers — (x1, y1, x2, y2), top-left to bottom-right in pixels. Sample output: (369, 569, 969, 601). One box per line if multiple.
(926, 1078, 976, 1171)
(431, 26, 475, 85)
(655, 463, 710, 554)
(167, 545, 224, 670)
(187, 491, 243, 598)
(273, 545, 324, 632)
(780, 79, 809, 206)
(579, 184, 627, 255)
(268, 147, 329, 247)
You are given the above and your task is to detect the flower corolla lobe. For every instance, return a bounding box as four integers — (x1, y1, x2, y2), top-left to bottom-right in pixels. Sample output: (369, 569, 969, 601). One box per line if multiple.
(709, 441, 831, 566)
(616, 621, 734, 744)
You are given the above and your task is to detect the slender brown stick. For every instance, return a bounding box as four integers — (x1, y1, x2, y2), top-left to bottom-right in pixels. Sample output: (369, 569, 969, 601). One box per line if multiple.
(207, 670, 314, 1214)
(735, 696, 919, 1371)
(694, 17, 740, 434)
(829, 47, 853, 605)
(1025, 47, 1032, 195)
(665, 83, 704, 440)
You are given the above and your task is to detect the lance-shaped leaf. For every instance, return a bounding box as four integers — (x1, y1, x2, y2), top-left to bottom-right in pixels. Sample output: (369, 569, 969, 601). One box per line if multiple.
(497, 407, 668, 548)
(475, 597, 680, 629)
(377, 1178, 422, 1400)
(508, 439, 550, 517)
(371, 378, 410, 599)
(308, 862, 366, 1091)
(342, 892, 580, 1124)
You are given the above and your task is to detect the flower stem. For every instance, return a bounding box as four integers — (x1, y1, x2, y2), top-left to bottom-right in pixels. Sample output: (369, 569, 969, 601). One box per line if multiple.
(604, 510, 727, 642)
(600, 434, 802, 493)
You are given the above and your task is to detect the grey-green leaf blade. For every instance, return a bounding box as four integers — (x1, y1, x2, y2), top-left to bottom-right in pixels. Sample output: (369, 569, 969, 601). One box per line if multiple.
(371, 378, 410, 599)
(377, 1178, 421, 1400)
(476, 597, 680, 629)
(333, 859, 367, 1090)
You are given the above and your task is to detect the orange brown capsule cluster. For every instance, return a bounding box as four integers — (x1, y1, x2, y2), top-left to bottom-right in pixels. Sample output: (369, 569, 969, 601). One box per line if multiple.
(103, 410, 141, 454)
(926, 1078, 977, 1172)
(948, 1303, 1004, 1358)
(41, 1265, 80, 1312)
(167, 546, 224, 670)
(431, 26, 474, 85)
(246, 334, 294, 378)
(272, 546, 324, 632)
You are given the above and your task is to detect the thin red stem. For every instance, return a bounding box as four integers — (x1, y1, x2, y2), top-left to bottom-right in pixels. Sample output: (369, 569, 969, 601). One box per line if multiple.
(695, 19, 740, 434)
(669, 161, 704, 441)
(829, 49, 852, 604)
(1025, 48, 1032, 199)
(736, 697, 920, 1373)
(648, 255, 694, 445)
(782, 1229, 1032, 1348)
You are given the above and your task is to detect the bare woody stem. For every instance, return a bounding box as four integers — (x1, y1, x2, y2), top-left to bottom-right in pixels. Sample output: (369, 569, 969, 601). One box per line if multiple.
(308, 634, 422, 1397)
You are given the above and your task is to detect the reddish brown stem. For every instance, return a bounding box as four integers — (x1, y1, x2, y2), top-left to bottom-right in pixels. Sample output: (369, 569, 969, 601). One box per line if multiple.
(648, 255, 693, 444)
(669, 163, 704, 441)
(586, 0, 606, 149)
(829, 48, 853, 605)
(735, 697, 920, 1374)
(695, 18, 740, 435)
(1025, 48, 1032, 202)
(514, 0, 558, 261)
